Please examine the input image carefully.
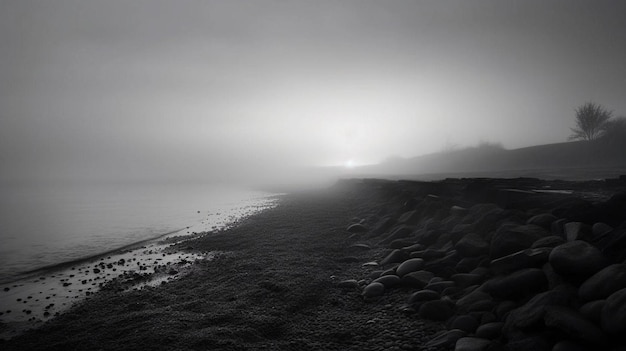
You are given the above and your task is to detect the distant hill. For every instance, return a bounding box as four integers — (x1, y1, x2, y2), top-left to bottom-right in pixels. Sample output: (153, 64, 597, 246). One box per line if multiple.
(353, 139, 626, 181)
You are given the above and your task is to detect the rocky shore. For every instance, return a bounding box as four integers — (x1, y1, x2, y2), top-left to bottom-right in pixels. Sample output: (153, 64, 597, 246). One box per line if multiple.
(2, 177, 626, 350)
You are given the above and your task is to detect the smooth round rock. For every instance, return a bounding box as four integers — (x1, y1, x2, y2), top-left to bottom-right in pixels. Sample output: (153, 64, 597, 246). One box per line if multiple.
(396, 258, 425, 277)
(579, 299, 605, 324)
(423, 329, 467, 349)
(544, 306, 606, 344)
(346, 223, 367, 233)
(454, 337, 491, 351)
(549, 241, 608, 279)
(579, 263, 626, 301)
(601, 288, 626, 334)
(450, 314, 479, 333)
(362, 282, 385, 298)
(373, 274, 401, 288)
(400, 270, 434, 288)
(408, 289, 440, 304)
(337, 279, 359, 290)
(475, 322, 503, 339)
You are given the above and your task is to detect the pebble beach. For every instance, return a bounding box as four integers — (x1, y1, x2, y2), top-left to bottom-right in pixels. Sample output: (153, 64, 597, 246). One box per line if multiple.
(2, 177, 626, 350)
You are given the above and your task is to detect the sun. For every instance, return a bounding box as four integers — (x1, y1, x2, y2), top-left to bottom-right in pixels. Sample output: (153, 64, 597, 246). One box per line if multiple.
(344, 159, 355, 169)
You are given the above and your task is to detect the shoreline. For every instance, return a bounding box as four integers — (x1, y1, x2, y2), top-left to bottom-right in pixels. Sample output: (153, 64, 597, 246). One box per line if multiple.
(2, 177, 625, 350)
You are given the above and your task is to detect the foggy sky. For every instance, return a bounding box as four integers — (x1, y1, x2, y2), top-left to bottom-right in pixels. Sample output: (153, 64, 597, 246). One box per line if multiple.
(2, 0, 626, 183)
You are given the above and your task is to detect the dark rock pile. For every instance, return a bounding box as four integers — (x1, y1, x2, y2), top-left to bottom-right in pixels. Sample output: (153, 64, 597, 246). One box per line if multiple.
(341, 178, 626, 351)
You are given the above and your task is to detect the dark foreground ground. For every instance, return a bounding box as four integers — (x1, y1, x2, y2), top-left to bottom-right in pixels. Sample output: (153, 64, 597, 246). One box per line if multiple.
(2, 177, 626, 351)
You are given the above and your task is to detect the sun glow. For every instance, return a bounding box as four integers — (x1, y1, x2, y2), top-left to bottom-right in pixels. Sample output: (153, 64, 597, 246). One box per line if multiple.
(344, 159, 355, 169)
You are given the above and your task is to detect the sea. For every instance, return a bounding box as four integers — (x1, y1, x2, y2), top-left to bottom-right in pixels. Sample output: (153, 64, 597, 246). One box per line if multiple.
(0, 181, 278, 284)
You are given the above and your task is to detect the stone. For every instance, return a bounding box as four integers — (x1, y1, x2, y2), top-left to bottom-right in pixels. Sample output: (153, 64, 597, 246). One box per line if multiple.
(379, 225, 413, 244)
(400, 270, 434, 288)
(395, 258, 425, 277)
(592, 222, 613, 237)
(398, 210, 421, 225)
(552, 340, 587, 351)
(424, 280, 456, 294)
(380, 249, 410, 265)
(456, 289, 491, 313)
(531, 235, 565, 249)
(373, 274, 401, 288)
(456, 233, 490, 257)
(450, 205, 469, 217)
(451, 273, 484, 289)
(526, 213, 557, 229)
(347, 223, 367, 233)
(455, 256, 486, 273)
(549, 241, 609, 280)
(475, 322, 504, 339)
(544, 306, 606, 344)
(423, 329, 467, 350)
(563, 222, 591, 241)
(419, 300, 455, 321)
(362, 282, 385, 298)
(601, 288, 626, 334)
(372, 216, 394, 235)
(389, 239, 416, 249)
(579, 263, 626, 302)
(454, 337, 492, 351)
(337, 279, 359, 290)
(483, 268, 548, 299)
(490, 224, 549, 260)
(408, 289, 440, 304)
(504, 288, 575, 331)
(490, 247, 551, 274)
(347, 243, 371, 251)
(450, 315, 480, 333)
(579, 299, 605, 325)
(594, 227, 626, 264)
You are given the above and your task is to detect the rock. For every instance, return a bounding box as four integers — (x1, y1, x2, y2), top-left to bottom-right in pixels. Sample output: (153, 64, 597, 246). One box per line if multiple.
(455, 256, 486, 273)
(372, 216, 394, 235)
(579, 264, 626, 302)
(483, 268, 548, 299)
(347, 223, 367, 233)
(490, 224, 548, 260)
(380, 249, 409, 265)
(601, 288, 626, 334)
(454, 337, 492, 351)
(475, 322, 504, 339)
(400, 270, 434, 288)
(389, 239, 416, 249)
(563, 222, 591, 241)
(373, 274, 401, 289)
(398, 210, 421, 225)
(594, 227, 626, 264)
(455, 233, 490, 257)
(379, 225, 413, 245)
(410, 248, 447, 260)
(531, 235, 565, 249)
(456, 289, 491, 312)
(504, 288, 575, 331)
(552, 340, 587, 351)
(423, 329, 467, 350)
(544, 306, 606, 344)
(490, 247, 551, 274)
(408, 289, 440, 304)
(419, 300, 455, 321)
(451, 273, 485, 289)
(592, 222, 613, 237)
(549, 241, 609, 280)
(362, 282, 385, 298)
(579, 299, 605, 324)
(424, 280, 456, 294)
(450, 314, 480, 333)
(451, 205, 469, 217)
(347, 243, 371, 251)
(337, 279, 359, 290)
(526, 213, 557, 229)
(362, 261, 379, 267)
(395, 258, 425, 277)
(506, 334, 551, 351)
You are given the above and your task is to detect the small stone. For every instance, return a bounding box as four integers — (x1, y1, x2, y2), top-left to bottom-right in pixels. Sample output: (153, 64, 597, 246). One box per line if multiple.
(408, 289, 440, 304)
(400, 270, 434, 288)
(395, 258, 425, 277)
(454, 337, 491, 351)
(346, 223, 367, 233)
(526, 213, 557, 229)
(362, 282, 385, 299)
(373, 274, 401, 289)
(338, 279, 359, 290)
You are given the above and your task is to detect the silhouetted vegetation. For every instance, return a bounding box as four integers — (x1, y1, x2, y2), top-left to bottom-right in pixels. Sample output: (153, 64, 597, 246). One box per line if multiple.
(569, 102, 613, 141)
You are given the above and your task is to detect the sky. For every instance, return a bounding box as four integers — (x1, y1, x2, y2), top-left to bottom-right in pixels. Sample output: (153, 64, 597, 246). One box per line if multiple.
(2, 0, 626, 184)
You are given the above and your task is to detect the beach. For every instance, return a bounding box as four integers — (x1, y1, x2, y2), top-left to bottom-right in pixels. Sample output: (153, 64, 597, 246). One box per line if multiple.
(2, 177, 626, 350)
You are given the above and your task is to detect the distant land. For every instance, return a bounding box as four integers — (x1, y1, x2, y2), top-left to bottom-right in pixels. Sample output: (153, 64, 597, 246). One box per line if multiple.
(342, 139, 626, 182)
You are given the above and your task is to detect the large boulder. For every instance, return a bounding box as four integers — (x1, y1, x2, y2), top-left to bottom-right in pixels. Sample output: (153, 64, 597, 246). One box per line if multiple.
(549, 241, 608, 280)
(579, 263, 626, 302)
(490, 224, 548, 260)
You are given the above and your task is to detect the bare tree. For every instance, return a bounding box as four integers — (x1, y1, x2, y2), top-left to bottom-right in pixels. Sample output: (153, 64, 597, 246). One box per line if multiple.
(569, 102, 613, 141)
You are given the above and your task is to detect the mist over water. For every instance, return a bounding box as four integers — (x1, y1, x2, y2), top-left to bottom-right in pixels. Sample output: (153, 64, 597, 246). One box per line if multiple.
(0, 181, 274, 282)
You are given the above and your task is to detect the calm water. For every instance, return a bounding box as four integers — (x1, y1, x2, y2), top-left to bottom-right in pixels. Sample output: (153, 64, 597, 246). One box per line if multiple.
(0, 182, 276, 283)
